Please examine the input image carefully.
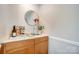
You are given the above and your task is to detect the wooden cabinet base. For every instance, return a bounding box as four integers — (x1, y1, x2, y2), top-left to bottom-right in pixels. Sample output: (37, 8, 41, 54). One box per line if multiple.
(0, 36, 48, 54)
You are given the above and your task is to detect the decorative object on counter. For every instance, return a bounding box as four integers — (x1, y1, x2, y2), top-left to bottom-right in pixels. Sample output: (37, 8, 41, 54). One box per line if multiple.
(11, 25, 17, 37)
(11, 25, 25, 37)
(38, 25, 45, 34)
(19, 26, 25, 35)
(16, 25, 21, 36)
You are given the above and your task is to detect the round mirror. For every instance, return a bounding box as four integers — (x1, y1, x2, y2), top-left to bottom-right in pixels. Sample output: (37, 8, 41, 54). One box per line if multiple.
(24, 10, 40, 35)
(24, 10, 39, 26)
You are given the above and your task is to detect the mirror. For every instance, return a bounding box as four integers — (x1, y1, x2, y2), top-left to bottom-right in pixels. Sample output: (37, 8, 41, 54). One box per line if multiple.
(24, 10, 39, 35)
(24, 10, 39, 26)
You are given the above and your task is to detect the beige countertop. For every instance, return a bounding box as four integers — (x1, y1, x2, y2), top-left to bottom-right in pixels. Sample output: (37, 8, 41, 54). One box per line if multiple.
(0, 34, 48, 44)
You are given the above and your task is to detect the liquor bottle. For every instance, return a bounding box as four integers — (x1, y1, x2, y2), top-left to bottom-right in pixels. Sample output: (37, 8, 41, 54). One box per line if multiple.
(12, 25, 16, 37)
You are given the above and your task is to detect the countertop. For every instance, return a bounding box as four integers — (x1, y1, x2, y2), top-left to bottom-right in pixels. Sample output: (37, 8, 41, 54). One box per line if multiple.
(0, 34, 48, 44)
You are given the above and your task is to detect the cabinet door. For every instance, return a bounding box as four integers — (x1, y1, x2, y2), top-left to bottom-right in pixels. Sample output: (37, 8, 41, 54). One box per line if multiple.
(0, 44, 6, 54)
(0, 45, 2, 54)
(5, 39, 34, 54)
(35, 36, 48, 54)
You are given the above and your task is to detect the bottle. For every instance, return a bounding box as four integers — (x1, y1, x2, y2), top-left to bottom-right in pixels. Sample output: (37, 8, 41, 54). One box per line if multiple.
(12, 25, 16, 37)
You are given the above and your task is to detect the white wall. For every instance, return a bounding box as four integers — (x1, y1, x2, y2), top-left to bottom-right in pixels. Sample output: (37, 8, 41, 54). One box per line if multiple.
(39, 4, 79, 42)
(0, 4, 39, 40)
(39, 4, 79, 53)
(0, 4, 20, 39)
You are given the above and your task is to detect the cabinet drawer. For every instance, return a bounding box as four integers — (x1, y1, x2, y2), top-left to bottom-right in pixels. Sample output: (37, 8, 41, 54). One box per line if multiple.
(5, 39, 34, 51)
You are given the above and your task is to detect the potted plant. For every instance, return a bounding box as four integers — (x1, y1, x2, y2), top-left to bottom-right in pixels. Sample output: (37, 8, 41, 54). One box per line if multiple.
(38, 25, 45, 34)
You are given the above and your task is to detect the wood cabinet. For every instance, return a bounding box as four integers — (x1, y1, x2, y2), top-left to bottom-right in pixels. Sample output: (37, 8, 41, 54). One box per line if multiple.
(35, 36, 48, 54)
(0, 36, 48, 54)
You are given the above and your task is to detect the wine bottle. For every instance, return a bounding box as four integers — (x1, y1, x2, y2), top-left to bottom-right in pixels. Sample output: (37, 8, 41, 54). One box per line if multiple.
(12, 25, 16, 37)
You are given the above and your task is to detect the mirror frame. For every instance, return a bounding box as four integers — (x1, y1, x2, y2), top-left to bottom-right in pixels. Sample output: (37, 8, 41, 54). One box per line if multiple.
(24, 10, 39, 26)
